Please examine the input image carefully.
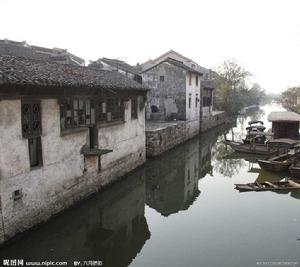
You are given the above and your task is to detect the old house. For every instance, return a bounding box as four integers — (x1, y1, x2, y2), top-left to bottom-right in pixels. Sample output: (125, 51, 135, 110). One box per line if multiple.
(141, 50, 203, 123)
(0, 39, 85, 66)
(89, 57, 142, 84)
(0, 55, 148, 244)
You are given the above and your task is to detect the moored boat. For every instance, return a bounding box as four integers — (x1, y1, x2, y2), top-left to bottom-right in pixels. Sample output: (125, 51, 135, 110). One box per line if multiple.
(224, 139, 275, 155)
(257, 139, 300, 172)
(235, 180, 300, 192)
(224, 131, 276, 155)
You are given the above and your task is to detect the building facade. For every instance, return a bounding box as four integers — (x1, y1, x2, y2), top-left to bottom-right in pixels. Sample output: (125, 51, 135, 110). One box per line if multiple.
(142, 57, 202, 124)
(0, 55, 147, 244)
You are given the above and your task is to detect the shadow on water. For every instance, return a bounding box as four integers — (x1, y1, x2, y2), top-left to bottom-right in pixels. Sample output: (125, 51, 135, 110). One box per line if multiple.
(0, 170, 150, 266)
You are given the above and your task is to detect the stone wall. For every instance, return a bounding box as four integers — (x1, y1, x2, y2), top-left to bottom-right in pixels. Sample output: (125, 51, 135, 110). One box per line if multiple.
(0, 97, 146, 244)
(142, 62, 186, 121)
(200, 111, 226, 132)
(146, 119, 200, 157)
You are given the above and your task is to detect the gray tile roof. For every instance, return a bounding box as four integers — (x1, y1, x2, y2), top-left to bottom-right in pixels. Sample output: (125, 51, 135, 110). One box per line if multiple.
(0, 39, 85, 66)
(0, 55, 148, 91)
(268, 111, 300, 122)
(100, 58, 139, 75)
(141, 57, 203, 75)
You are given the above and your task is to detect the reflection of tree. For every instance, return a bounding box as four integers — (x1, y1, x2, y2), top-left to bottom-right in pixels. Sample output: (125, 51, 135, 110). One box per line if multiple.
(212, 139, 246, 178)
(249, 108, 265, 122)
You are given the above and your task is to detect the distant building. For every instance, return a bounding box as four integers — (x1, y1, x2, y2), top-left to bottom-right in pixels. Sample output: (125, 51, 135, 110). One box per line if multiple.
(141, 51, 203, 124)
(0, 54, 148, 244)
(89, 57, 142, 83)
(0, 39, 85, 66)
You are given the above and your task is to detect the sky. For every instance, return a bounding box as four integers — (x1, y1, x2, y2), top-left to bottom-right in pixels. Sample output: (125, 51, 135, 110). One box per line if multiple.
(1, 0, 300, 93)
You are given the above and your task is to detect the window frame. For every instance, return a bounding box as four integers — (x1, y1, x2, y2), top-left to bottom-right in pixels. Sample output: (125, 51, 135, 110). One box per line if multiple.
(21, 99, 42, 139)
(28, 136, 43, 169)
(98, 97, 125, 124)
(60, 97, 96, 131)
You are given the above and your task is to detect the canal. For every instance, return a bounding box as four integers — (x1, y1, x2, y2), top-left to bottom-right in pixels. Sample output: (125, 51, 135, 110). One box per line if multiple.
(1, 103, 300, 267)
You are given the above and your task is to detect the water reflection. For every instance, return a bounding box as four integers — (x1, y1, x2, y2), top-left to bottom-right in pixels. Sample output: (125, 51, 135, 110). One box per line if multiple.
(2, 103, 300, 267)
(0, 171, 150, 266)
(145, 138, 201, 217)
(145, 122, 237, 216)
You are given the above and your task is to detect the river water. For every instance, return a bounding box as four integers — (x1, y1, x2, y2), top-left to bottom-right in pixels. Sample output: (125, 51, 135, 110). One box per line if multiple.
(1, 103, 300, 267)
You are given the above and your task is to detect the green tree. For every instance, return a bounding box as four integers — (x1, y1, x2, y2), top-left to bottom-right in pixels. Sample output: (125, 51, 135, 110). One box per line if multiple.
(214, 59, 252, 114)
(281, 87, 300, 113)
(214, 59, 266, 114)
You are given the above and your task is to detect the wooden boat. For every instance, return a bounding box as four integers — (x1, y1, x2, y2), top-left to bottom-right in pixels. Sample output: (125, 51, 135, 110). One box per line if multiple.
(235, 180, 300, 192)
(224, 138, 277, 155)
(257, 154, 290, 172)
(257, 139, 300, 172)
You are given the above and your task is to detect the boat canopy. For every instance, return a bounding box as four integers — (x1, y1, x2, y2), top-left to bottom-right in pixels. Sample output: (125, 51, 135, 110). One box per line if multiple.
(268, 138, 300, 147)
(268, 111, 300, 122)
(246, 125, 266, 131)
(248, 120, 264, 125)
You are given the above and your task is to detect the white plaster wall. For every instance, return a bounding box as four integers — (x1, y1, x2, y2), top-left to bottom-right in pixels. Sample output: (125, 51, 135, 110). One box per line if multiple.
(0, 98, 146, 242)
(186, 73, 201, 123)
(202, 106, 212, 117)
(0, 99, 87, 241)
(0, 100, 29, 179)
(100, 97, 146, 170)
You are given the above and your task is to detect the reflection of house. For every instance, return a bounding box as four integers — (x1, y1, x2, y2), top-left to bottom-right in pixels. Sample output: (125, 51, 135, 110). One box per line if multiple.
(0, 173, 150, 267)
(0, 55, 147, 244)
(89, 57, 142, 84)
(146, 137, 201, 216)
(0, 39, 85, 66)
(268, 111, 300, 139)
(199, 131, 214, 178)
(141, 50, 203, 124)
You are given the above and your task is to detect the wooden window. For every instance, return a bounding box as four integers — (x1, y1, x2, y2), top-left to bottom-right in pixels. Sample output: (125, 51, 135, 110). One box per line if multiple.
(60, 98, 95, 130)
(21, 99, 43, 169)
(28, 137, 43, 168)
(98, 97, 124, 123)
(203, 89, 212, 107)
(189, 72, 192, 86)
(21, 100, 42, 138)
(160, 76, 165, 82)
(131, 97, 138, 119)
(196, 75, 198, 86)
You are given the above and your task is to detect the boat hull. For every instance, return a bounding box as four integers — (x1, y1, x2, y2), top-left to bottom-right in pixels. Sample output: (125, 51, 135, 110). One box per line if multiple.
(289, 165, 300, 179)
(257, 159, 290, 172)
(235, 180, 300, 192)
(224, 140, 275, 155)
